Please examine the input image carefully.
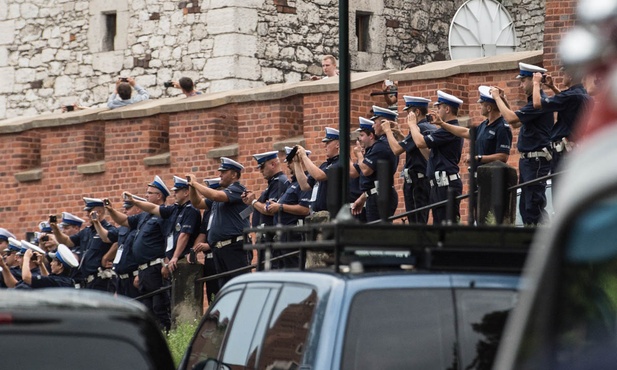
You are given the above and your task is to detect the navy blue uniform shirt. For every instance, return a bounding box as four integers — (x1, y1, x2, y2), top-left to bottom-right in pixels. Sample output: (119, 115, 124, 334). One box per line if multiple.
(424, 120, 463, 177)
(274, 176, 311, 226)
(399, 119, 437, 174)
(252, 172, 289, 227)
(207, 182, 250, 245)
(30, 274, 74, 288)
(160, 201, 201, 259)
(515, 93, 553, 152)
(107, 226, 139, 275)
(540, 84, 591, 141)
(359, 136, 399, 191)
(307, 155, 340, 212)
(475, 116, 512, 156)
(129, 213, 168, 265)
(70, 220, 116, 276)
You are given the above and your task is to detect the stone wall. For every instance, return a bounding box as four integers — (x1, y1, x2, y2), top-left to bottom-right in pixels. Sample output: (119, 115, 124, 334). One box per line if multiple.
(0, 0, 544, 120)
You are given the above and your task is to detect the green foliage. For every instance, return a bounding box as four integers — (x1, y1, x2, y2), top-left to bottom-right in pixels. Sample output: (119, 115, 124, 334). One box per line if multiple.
(166, 319, 198, 367)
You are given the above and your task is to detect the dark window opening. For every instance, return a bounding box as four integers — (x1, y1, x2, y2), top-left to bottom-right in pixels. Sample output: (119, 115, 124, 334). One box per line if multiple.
(356, 12, 371, 52)
(103, 13, 117, 52)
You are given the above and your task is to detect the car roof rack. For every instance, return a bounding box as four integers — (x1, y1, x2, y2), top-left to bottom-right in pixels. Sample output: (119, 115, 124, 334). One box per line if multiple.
(243, 222, 536, 273)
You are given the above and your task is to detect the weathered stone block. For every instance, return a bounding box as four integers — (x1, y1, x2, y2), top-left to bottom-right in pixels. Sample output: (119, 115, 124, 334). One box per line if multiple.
(0, 20, 15, 45)
(206, 7, 257, 35)
(213, 34, 257, 57)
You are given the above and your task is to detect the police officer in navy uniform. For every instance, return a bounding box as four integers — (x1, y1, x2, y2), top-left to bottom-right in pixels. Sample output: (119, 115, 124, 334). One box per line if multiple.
(532, 68, 591, 178)
(0, 236, 21, 287)
(52, 197, 117, 291)
(408, 90, 464, 224)
(295, 127, 341, 216)
(491, 63, 554, 225)
(187, 157, 251, 288)
(19, 244, 78, 289)
(94, 196, 145, 298)
(243, 150, 289, 263)
(6, 241, 44, 289)
(192, 178, 222, 303)
(107, 176, 172, 331)
(351, 110, 400, 222)
(382, 96, 436, 224)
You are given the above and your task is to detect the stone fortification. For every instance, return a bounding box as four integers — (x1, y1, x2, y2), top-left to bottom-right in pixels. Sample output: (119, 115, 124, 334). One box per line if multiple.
(0, 0, 544, 119)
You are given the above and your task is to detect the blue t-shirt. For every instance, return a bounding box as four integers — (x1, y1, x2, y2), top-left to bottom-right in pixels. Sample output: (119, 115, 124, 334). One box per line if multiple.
(107, 225, 139, 274)
(540, 84, 591, 141)
(207, 182, 250, 245)
(515, 93, 553, 152)
(307, 155, 340, 212)
(399, 118, 437, 174)
(424, 120, 463, 177)
(359, 136, 399, 191)
(160, 202, 201, 259)
(475, 116, 512, 157)
(70, 220, 116, 276)
(274, 177, 311, 226)
(129, 213, 168, 265)
(252, 172, 289, 227)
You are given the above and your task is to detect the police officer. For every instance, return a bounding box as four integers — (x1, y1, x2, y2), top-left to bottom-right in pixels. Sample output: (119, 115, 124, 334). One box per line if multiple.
(408, 90, 464, 224)
(351, 108, 400, 222)
(295, 127, 341, 216)
(59, 212, 85, 237)
(9, 241, 43, 289)
(18, 244, 78, 289)
(491, 63, 554, 225)
(191, 178, 222, 303)
(52, 197, 117, 291)
(107, 176, 172, 331)
(531, 68, 591, 175)
(93, 196, 145, 298)
(382, 96, 436, 224)
(436, 86, 512, 166)
(187, 157, 251, 288)
(0, 236, 20, 287)
(243, 150, 289, 260)
(0, 228, 15, 253)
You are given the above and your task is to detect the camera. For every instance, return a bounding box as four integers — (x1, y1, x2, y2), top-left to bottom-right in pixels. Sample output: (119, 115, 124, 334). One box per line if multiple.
(65, 105, 74, 112)
(541, 74, 547, 84)
(186, 175, 191, 183)
(426, 114, 434, 122)
(104, 199, 111, 206)
(285, 146, 299, 163)
(120, 77, 129, 82)
(49, 215, 57, 223)
(41, 235, 49, 242)
(163, 81, 174, 88)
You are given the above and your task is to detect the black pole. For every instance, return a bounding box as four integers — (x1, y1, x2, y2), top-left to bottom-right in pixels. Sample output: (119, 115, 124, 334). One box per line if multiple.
(468, 126, 477, 225)
(338, 0, 350, 213)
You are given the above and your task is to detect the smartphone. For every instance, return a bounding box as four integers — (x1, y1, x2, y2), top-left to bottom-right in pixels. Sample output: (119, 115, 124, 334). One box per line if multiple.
(120, 77, 129, 82)
(49, 215, 57, 223)
(104, 199, 111, 206)
(186, 176, 191, 183)
(385, 79, 394, 87)
(541, 75, 547, 84)
(41, 235, 49, 242)
(65, 105, 75, 112)
(426, 114, 434, 122)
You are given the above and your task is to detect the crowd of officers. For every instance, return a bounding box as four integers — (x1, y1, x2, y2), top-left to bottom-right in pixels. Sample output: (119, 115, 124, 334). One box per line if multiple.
(0, 61, 590, 330)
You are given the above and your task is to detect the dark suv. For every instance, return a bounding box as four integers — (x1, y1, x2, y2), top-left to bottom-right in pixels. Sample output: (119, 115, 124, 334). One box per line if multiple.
(179, 223, 534, 370)
(0, 289, 174, 370)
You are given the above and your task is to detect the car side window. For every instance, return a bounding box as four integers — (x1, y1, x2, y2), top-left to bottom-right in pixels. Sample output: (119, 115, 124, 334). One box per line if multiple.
(221, 286, 279, 368)
(258, 285, 318, 370)
(186, 290, 243, 370)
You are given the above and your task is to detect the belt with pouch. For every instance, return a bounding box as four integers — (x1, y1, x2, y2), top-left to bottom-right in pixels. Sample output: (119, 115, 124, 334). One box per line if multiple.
(117, 270, 139, 280)
(214, 236, 243, 249)
(551, 139, 574, 153)
(138, 257, 164, 271)
(520, 149, 552, 160)
(85, 268, 116, 283)
(402, 168, 425, 184)
(430, 173, 461, 187)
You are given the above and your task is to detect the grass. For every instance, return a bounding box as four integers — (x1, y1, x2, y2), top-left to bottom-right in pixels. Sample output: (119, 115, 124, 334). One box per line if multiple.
(166, 319, 198, 367)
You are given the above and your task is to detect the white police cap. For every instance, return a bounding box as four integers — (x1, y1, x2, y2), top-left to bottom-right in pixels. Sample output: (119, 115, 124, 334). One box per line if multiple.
(252, 151, 279, 168)
(434, 90, 464, 108)
(371, 106, 398, 121)
(148, 175, 171, 197)
(83, 197, 105, 211)
(123, 195, 146, 208)
(171, 175, 189, 191)
(6, 237, 21, 252)
(356, 117, 375, 132)
(218, 157, 244, 172)
(204, 177, 222, 189)
(50, 244, 79, 268)
(39, 221, 52, 232)
(322, 127, 340, 142)
(0, 228, 16, 242)
(516, 62, 547, 79)
(403, 96, 431, 110)
(61, 212, 85, 227)
(284, 146, 311, 162)
(477, 86, 496, 104)
(21, 240, 46, 255)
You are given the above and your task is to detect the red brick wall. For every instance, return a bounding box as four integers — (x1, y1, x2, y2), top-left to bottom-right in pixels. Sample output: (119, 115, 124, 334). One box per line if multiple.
(543, 0, 578, 84)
